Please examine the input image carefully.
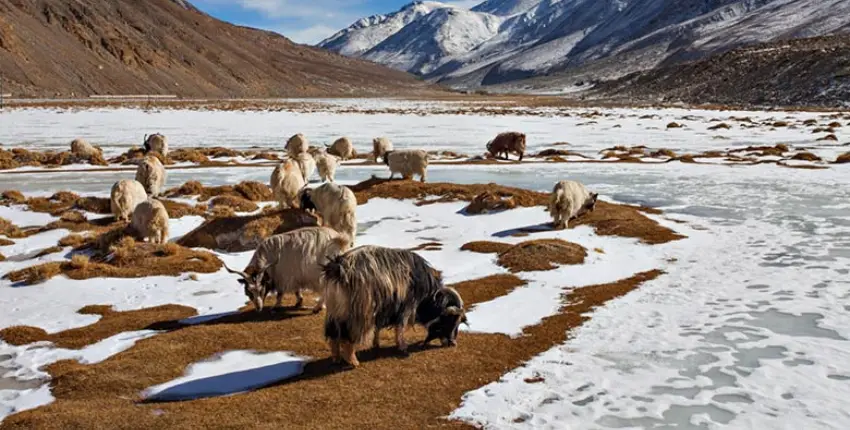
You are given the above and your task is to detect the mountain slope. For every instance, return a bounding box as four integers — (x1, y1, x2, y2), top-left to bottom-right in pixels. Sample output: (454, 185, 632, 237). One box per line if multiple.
(592, 34, 850, 107)
(319, 0, 850, 89)
(0, 0, 436, 97)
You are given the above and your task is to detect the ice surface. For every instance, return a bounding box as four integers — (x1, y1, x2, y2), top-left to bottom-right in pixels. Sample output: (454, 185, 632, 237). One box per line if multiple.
(1, 103, 849, 428)
(141, 350, 305, 402)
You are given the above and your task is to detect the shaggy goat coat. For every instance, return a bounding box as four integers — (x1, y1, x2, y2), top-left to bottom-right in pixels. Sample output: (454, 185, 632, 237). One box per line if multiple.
(372, 137, 393, 162)
(144, 133, 169, 157)
(292, 151, 316, 183)
(327, 137, 354, 160)
(110, 179, 148, 222)
(299, 182, 357, 245)
(384, 149, 429, 183)
(321, 246, 443, 346)
(131, 198, 170, 244)
(548, 180, 598, 229)
(70, 139, 101, 158)
(486, 132, 526, 161)
(314, 152, 340, 183)
(242, 226, 351, 311)
(270, 160, 305, 208)
(285, 133, 309, 158)
(135, 155, 166, 197)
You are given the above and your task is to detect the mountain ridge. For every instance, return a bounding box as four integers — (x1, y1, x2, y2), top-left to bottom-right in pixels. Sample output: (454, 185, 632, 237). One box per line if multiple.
(319, 0, 850, 90)
(0, 0, 437, 98)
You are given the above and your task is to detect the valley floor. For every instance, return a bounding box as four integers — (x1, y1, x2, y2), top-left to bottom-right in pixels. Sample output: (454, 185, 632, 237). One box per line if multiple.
(0, 100, 849, 429)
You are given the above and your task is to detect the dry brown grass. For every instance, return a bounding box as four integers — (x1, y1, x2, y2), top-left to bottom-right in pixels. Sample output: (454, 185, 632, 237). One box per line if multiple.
(835, 152, 850, 164)
(169, 149, 211, 164)
(0, 216, 40, 238)
(650, 149, 677, 158)
(408, 242, 444, 251)
(0, 238, 13, 246)
(75, 197, 112, 214)
(460, 241, 514, 254)
(666, 122, 683, 129)
(572, 201, 686, 244)
(497, 239, 587, 272)
(463, 191, 517, 214)
(791, 152, 822, 162)
(0, 148, 107, 170)
(0, 270, 663, 429)
(166, 180, 273, 202)
(819, 134, 839, 141)
(708, 123, 731, 130)
(0, 304, 197, 349)
(157, 199, 207, 219)
(1, 190, 26, 204)
(209, 195, 260, 213)
(34, 246, 65, 258)
(3, 241, 222, 286)
(177, 209, 319, 252)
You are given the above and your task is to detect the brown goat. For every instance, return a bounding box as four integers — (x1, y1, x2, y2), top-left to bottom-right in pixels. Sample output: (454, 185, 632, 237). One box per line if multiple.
(486, 132, 526, 161)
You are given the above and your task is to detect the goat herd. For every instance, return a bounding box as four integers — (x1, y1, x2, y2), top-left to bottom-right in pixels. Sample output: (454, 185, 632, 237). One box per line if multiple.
(70, 131, 599, 368)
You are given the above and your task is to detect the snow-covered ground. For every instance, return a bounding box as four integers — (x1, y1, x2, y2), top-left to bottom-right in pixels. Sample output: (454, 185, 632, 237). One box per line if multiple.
(1, 102, 849, 428)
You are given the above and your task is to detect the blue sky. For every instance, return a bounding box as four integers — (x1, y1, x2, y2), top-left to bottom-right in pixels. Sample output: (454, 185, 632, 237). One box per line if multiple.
(191, 0, 481, 45)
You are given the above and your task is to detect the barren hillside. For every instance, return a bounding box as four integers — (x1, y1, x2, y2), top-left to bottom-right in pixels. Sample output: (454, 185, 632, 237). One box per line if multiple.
(0, 0, 438, 98)
(592, 34, 850, 108)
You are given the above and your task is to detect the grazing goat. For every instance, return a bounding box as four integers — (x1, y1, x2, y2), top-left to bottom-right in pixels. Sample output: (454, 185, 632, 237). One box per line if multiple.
(327, 137, 354, 160)
(548, 180, 598, 229)
(131, 198, 170, 244)
(321, 245, 466, 367)
(223, 226, 351, 312)
(110, 179, 147, 222)
(314, 151, 340, 183)
(292, 151, 316, 183)
(486, 132, 526, 161)
(298, 182, 357, 245)
(70, 139, 101, 158)
(384, 149, 429, 183)
(270, 160, 305, 209)
(135, 155, 166, 197)
(144, 133, 169, 157)
(285, 133, 309, 158)
(372, 137, 393, 162)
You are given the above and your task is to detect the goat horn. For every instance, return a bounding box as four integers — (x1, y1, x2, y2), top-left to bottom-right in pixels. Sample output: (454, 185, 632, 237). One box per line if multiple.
(221, 262, 250, 280)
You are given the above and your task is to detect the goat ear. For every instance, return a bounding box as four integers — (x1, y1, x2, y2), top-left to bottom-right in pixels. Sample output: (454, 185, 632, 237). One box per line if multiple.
(445, 306, 463, 316)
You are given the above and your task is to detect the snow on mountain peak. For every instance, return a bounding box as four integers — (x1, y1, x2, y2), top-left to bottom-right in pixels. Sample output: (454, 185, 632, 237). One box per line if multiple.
(319, 0, 850, 89)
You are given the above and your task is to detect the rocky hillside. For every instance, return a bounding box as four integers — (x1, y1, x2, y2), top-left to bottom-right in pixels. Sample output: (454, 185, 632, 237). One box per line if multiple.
(320, 0, 850, 89)
(590, 34, 850, 108)
(0, 0, 436, 98)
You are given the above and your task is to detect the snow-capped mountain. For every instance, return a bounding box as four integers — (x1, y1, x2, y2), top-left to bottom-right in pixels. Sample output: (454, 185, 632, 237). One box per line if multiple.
(318, 0, 850, 89)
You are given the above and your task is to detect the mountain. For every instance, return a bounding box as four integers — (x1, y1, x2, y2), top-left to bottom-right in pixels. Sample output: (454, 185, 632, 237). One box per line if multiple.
(0, 0, 436, 98)
(591, 34, 850, 108)
(319, 0, 850, 90)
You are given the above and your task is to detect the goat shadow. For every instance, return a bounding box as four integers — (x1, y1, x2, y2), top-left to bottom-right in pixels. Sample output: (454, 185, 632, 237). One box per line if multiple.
(491, 222, 554, 238)
(145, 306, 316, 331)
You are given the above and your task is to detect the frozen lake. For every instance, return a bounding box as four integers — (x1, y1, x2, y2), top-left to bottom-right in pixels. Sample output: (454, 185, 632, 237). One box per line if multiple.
(1, 102, 849, 428)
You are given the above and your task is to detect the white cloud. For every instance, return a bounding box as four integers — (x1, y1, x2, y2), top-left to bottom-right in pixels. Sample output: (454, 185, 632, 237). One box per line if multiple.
(443, 0, 482, 8)
(277, 24, 341, 45)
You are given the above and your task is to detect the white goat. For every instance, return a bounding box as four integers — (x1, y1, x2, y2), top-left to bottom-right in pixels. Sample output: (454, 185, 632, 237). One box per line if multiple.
(372, 137, 393, 162)
(548, 180, 599, 229)
(299, 182, 357, 245)
(144, 133, 169, 157)
(223, 226, 351, 312)
(131, 198, 170, 244)
(292, 151, 316, 183)
(383, 149, 429, 183)
(135, 155, 166, 197)
(270, 160, 305, 208)
(314, 152, 340, 183)
(327, 137, 354, 160)
(110, 179, 148, 222)
(285, 133, 309, 158)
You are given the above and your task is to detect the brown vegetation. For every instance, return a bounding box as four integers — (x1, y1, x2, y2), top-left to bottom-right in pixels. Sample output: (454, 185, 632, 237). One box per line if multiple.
(0, 148, 107, 170)
(209, 196, 260, 213)
(791, 152, 822, 162)
(0, 304, 197, 348)
(666, 122, 683, 129)
(708, 123, 731, 130)
(818, 134, 839, 141)
(835, 152, 850, 164)
(3, 242, 222, 285)
(177, 209, 319, 252)
(464, 191, 518, 214)
(0, 270, 662, 429)
(460, 241, 513, 254)
(497, 239, 587, 272)
(1, 190, 26, 204)
(165, 180, 273, 202)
